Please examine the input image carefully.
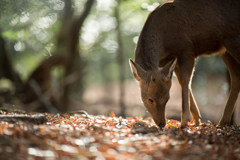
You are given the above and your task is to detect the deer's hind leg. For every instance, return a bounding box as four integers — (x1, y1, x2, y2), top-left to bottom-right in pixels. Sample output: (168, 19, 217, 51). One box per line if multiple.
(189, 90, 201, 125)
(219, 51, 240, 125)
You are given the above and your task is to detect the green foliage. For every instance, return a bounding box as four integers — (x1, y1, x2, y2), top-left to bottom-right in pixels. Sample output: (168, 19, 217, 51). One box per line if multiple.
(0, 78, 14, 91)
(0, 0, 62, 80)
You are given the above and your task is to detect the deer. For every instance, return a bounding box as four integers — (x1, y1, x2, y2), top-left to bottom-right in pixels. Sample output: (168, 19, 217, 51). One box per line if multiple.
(129, 0, 240, 128)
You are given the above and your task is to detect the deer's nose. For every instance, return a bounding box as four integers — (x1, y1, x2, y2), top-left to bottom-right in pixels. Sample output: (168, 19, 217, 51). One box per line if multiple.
(158, 123, 165, 128)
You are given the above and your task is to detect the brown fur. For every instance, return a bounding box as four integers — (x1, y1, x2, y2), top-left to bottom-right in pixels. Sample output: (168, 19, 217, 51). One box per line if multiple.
(130, 0, 240, 127)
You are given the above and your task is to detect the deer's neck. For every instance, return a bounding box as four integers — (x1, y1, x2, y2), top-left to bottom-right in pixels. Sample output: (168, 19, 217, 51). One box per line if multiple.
(134, 20, 161, 71)
(135, 43, 159, 71)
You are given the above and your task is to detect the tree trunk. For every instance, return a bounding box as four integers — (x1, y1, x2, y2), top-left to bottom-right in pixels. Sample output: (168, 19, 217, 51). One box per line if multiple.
(115, 0, 126, 117)
(56, 0, 95, 112)
(0, 31, 23, 92)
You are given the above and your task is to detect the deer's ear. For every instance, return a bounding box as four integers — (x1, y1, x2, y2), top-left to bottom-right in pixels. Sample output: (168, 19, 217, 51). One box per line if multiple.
(161, 58, 177, 81)
(129, 59, 146, 82)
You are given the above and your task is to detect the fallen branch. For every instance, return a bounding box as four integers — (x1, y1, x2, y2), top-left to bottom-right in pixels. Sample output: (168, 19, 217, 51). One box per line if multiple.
(0, 114, 47, 124)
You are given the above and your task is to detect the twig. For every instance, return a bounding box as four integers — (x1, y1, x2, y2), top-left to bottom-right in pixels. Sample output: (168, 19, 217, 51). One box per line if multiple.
(29, 79, 59, 114)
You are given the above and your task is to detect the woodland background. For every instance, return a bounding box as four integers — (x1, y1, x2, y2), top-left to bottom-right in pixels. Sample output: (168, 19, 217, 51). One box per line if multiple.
(0, 0, 239, 124)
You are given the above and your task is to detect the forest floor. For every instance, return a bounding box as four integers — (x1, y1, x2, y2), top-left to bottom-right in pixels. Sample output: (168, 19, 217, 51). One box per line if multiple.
(1, 110, 240, 160)
(77, 77, 240, 125)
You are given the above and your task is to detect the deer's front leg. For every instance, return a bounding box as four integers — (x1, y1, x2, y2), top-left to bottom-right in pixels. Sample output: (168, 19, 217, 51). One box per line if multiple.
(181, 86, 190, 127)
(175, 56, 195, 127)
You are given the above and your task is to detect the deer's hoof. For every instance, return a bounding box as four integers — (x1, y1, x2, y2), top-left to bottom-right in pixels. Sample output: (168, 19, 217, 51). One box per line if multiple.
(180, 121, 188, 128)
(193, 118, 201, 126)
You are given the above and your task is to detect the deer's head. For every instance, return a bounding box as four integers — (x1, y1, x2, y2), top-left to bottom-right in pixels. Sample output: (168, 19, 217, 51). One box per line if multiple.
(129, 58, 177, 128)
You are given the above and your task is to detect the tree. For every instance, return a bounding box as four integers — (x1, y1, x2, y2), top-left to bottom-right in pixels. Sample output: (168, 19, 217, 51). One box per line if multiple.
(0, 0, 95, 113)
(0, 32, 23, 90)
(57, 0, 96, 112)
(115, 0, 125, 117)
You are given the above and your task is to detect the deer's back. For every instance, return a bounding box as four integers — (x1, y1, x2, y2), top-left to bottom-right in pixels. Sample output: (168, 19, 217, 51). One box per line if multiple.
(135, 0, 240, 70)
(153, 0, 240, 57)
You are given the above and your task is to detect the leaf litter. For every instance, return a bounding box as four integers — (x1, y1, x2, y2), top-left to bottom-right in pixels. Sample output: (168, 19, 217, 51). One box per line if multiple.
(0, 110, 240, 160)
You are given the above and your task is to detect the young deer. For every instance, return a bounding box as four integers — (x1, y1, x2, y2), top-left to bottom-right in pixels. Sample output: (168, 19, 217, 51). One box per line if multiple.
(129, 0, 240, 127)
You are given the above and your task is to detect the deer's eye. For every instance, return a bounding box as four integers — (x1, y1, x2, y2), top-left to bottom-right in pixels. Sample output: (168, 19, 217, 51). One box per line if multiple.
(148, 99, 154, 104)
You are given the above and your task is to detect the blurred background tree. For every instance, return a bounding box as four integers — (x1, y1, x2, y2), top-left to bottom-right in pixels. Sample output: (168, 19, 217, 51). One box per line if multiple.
(0, 0, 237, 124)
